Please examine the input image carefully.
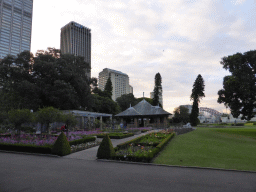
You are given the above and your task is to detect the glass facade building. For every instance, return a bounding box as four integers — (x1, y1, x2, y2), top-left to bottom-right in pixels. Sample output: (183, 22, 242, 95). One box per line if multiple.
(61, 21, 91, 78)
(0, 0, 33, 59)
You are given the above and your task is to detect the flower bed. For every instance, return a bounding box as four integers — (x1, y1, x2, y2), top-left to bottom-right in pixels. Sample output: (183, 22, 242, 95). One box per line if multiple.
(0, 131, 101, 155)
(96, 133, 134, 139)
(112, 130, 175, 162)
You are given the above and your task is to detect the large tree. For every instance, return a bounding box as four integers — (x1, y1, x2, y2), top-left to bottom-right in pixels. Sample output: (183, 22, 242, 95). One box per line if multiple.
(116, 93, 137, 111)
(0, 49, 93, 111)
(153, 73, 162, 107)
(173, 106, 190, 124)
(190, 74, 205, 126)
(218, 50, 256, 120)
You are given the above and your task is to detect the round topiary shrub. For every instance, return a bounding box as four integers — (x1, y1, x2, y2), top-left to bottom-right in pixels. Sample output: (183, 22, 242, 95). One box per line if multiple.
(51, 132, 71, 156)
(97, 134, 115, 159)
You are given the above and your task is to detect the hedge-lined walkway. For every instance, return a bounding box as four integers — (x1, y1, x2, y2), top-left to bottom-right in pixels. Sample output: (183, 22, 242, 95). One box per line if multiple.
(64, 130, 160, 160)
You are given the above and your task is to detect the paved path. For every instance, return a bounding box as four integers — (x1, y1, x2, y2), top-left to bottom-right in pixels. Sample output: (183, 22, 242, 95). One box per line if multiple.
(64, 130, 159, 160)
(1, 152, 256, 192)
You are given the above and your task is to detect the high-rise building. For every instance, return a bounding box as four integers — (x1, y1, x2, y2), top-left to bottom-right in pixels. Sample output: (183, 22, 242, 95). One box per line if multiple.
(0, 0, 33, 59)
(60, 21, 91, 78)
(99, 68, 133, 101)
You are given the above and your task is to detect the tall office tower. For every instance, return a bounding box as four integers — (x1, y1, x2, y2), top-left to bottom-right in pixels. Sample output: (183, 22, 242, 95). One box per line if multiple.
(99, 68, 133, 101)
(0, 0, 33, 59)
(150, 90, 163, 107)
(60, 21, 91, 78)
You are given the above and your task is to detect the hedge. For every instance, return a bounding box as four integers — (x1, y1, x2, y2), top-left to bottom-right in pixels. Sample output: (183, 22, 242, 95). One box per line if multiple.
(97, 133, 134, 139)
(0, 143, 52, 154)
(69, 136, 96, 146)
(231, 123, 244, 126)
(113, 133, 175, 162)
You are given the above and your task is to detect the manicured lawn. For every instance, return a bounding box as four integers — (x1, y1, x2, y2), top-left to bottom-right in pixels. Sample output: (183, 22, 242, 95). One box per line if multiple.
(153, 127, 256, 171)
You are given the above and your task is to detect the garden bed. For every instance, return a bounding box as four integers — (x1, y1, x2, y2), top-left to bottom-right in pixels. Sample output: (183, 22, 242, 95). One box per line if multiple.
(112, 130, 175, 163)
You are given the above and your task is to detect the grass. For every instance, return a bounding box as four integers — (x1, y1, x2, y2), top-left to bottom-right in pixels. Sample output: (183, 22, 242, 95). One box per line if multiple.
(153, 127, 256, 171)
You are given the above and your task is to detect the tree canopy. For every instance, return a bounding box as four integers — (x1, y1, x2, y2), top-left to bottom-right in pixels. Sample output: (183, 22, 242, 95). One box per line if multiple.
(0, 49, 93, 112)
(173, 106, 190, 124)
(190, 74, 205, 126)
(116, 93, 137, 111)
(217, 50, 256, 120)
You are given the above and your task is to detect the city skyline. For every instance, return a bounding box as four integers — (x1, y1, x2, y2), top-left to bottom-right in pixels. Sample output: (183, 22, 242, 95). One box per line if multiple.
(30, 0, 256, 114)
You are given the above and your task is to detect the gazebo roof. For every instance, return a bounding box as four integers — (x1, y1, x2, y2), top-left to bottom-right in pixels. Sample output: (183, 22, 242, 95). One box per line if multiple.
(115, 99, 171, 117)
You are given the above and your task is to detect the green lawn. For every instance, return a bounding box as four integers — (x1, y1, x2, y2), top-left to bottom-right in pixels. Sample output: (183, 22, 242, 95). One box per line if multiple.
(153, 127, 256, 171)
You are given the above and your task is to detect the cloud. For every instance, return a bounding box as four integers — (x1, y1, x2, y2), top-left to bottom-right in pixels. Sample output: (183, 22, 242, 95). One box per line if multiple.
(31, 0, 256, 114)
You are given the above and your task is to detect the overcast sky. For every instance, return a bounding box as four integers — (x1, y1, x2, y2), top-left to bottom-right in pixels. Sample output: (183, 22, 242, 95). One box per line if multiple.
(30, 0, 256, 114)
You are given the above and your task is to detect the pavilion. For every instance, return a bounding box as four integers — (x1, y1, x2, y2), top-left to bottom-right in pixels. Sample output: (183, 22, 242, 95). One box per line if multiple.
(115, 99, 171, 128)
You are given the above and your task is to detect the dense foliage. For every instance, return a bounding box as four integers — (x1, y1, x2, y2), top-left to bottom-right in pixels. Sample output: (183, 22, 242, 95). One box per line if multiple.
(172, 106, 190, 123)
(217, 50, 256, 120)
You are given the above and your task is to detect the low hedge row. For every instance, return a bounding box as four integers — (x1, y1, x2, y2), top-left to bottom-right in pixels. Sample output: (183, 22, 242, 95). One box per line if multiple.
(97, 133, 134, 139)
(0, 143, 52, 154)
(115, 134, 147, 150)
(69, 136, 96, 146)
(231, 123, 244, 126)
(113, 133, 175, 162)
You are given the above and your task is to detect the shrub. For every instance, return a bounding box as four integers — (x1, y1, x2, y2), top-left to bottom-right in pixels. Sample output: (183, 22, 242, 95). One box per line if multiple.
(51, 132, 71, 156)
(97, 134, 115, 159)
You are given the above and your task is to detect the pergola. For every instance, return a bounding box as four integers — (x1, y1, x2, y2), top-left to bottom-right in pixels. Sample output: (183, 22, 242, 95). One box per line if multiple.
(115, 99, 171, 128)
(62, 110, 112, 130)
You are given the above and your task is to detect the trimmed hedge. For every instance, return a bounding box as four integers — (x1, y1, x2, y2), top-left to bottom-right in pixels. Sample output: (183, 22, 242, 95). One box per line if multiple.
(97, 134, 115, 159)
(231, 123, 244, 126)
(0, 143, 52, 154)
(51, 132, 71, 156)
(115, 134, 147, 150)
(69, 136, 96, 146)
(97, 133, 134, 139)
(113, 133, 175, 163)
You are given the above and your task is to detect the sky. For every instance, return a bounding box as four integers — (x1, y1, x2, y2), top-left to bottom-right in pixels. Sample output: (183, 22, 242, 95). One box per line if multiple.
(30, 0, 256, 114)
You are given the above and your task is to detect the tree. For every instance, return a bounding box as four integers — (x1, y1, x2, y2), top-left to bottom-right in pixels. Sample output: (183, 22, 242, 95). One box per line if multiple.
(136, 97, 154, 105)
(190, 74, 205, 126)
(104, 77, 113, 99)
(91, 94, 121, 115)
(173, 106, 190, 124)
(35, 107, 61, 136)
(153, 73, 162, 107)
(8, 109, 33, 140)
(217, 50, 256, 120)
(116, 93, 137, 111)
(61, 113, 78, 138)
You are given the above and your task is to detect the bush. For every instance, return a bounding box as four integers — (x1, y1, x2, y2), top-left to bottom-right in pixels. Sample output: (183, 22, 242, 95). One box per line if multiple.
(97, 134, 115, 159)
(51, 132, 71, 156)
(0, 143, 52, 154)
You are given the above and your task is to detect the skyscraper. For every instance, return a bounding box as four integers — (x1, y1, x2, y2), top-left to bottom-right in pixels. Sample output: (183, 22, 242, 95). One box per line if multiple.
(99, 68, 133, 101)
(60, 21, 91, 78)
(0, 0, 33, 59)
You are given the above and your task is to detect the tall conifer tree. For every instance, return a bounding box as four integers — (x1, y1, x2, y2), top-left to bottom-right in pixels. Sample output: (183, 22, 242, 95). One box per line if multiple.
(153, 73, 162, 107)
(190, 74, 205, 126)
(104, 77, 113, 99)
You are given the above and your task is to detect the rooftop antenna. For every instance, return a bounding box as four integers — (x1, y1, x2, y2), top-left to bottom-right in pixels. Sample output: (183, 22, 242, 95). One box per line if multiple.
(143, 92, 144, 98)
